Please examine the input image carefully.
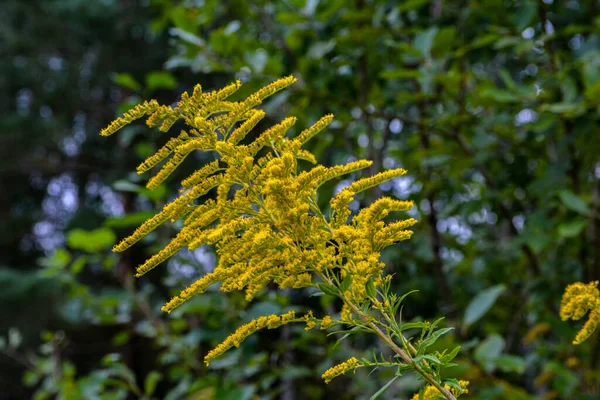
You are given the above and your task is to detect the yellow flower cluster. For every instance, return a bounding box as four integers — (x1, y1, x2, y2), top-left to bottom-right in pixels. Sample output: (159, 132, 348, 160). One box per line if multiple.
(320, 315, 333, 329)
(411, 380, 469, 400)
(204, 310, 297, 365)
(322, 357, 360, 383)
(101, 76, 418, 366)
(560, 281, 600, 344)
(523, 322, 551, 345)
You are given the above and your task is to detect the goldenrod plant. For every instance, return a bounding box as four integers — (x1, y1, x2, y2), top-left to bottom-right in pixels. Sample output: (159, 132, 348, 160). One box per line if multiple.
(101, 77, 468, 399)
(560, 281, 600, 345)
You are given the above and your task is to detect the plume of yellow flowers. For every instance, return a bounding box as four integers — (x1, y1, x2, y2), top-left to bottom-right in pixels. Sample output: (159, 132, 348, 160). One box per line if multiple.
(102, 77, 462, 399)
(101, 75, 415, 311)
(560, 281, 600, 344)
(322, 357, 360, 383)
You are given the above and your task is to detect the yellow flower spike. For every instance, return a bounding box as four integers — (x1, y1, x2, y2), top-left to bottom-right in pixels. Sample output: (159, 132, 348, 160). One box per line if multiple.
(204, 310, 300, 365)
(162, 271, 223, 313)
(100, 100, 160, 136)
(158, 112, 181, 132)
(181, 160, 221, 189)
(322, 357, 360, 383)
(134, 230, 196, 277)
(146, 105, 176, 128)
(294, 114, 334, 146)
(228, 109, 266, 145)
(243, 75, 297, 109)
(295, 149, 317, 164)
(145, 142, 202, 190)
(573, 308, 600, 344)
(523, 322, 552, 345)
(314, 160, 374, 187)
(224, 76, 297, 127)
(191, 116, 215, 135)
(112, 200, 182, 252)
(180, 174, 224, 203)
(356, 197, 414, 226)
(189, 84, 202, 106)
(303, 310, 316, 331)
(349, 168, 408, 193)
(560, 281, 600, 344)
(136, 131, 189, 175)
(246, 117, 297, 156)
(372, 218, 418, 250)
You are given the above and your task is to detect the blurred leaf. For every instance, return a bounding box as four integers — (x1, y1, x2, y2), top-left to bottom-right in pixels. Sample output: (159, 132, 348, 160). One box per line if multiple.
(413, 27, 438, 57)
(558, 190, 591, 215)
(474, 334, 505, 372)
(67, 228, 116, 253)
(112, 73, 141, 92)
(558, 219, 588, 238)
(339, 274, 352, 292)
(307, 40, 336, 59)
(380, 69, 422, 80)
(464, 285, 506, 327)
(145, 71, 177, 91)
(432, 27, 456, 57)
(8, 328, 22, 349)
(169, 27, 205, 46)
(370, 375, 400, 399)
(495, 354, 526, 374)
(144, 371, 163, 395)
(397, 0, 429, 12)
(512, 0, 537, 30)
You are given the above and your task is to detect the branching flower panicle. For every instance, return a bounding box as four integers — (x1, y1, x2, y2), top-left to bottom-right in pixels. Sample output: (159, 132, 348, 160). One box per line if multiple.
(560, 281, 600, 344)
(101, 77, 464, 399)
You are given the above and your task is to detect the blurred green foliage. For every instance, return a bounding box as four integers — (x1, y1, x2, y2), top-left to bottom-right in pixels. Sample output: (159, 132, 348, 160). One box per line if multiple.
(1, 0, 599, 399)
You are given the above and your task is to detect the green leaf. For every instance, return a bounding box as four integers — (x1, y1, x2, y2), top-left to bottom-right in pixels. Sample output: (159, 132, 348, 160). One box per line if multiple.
(558, 219, 589, 238)
(380, 69, 422, 80)
(511, 0, 537, 30)
(474, 334, 505, 363)
(145, 71, 177, 91)
(339, 274, 352, 292)
(8, 328, 21, 349)
(144, 371, 162, 395)
(464, 285, 505, 327)
(369, 375, 400, 400)
(421, 327, 453, 349)
(366, 278, 377, 299)
(307, 40, 336, 59)
(432, 27, 456, 57)
(413, 27, 438, 57)
(558, 190, 591, 215)
(112, 73, 141, 92)
(397, 0, 430, 12)
(441, 346, 461, 364)
(67, 228, 116, 253)
(399, 321, 426, 331)
(318, 283, 339, 297)
(480, 88, 517, 103)
(169, 27, 205, 47)
(495, 355, 526, 374)
(540, 102, 586, 117)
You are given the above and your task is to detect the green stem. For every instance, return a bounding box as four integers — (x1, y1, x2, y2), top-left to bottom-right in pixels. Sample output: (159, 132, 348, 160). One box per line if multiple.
(316, 272, 456, 400)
